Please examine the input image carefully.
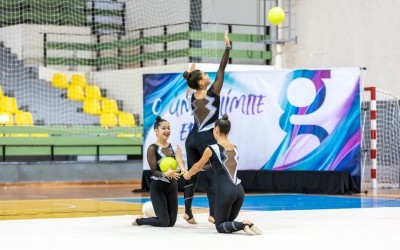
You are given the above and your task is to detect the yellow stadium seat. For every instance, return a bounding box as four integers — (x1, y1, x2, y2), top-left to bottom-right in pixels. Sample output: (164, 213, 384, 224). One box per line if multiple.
(0, 98, 7, 112)
(117, 133, 135, 138)
(0, 97, 18, 114)
(11, 97, 18, 113)
(83, 99, 101, 115)
(31, 133, 49, 137)
(67, 85, 85, 101)
(101, 99, 119, 114)
(0, 112, 13, 126)
(52, 73, 69, 89)
(85, 85, 102, 100)
(71, 74, 87, 89)
(100, 113, 117, 127)
(118, 112, 136, 127)
(10, 133, 30, 137)
(15, 111, 33, 126)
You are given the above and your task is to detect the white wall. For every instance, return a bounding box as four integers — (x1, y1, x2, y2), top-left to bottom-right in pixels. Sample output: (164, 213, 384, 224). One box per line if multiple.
(122, 0, 189, 29)
(207, 0, 260, 25)
(0, 25, 23, 57)
(281, 0, 400, 96)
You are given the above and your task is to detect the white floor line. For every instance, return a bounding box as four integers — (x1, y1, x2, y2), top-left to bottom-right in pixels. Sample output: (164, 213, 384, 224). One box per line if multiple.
(1, 208, 399, 250)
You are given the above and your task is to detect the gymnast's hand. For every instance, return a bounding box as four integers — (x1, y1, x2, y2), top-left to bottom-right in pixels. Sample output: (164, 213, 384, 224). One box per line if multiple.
(189, 62, 196, 72)
(224, 30, 231, 46)
(183, 172, 191, 180)
(165, 168, 181, 180)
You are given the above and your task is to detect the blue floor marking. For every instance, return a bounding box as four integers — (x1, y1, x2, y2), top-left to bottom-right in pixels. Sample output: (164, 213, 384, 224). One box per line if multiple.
(103, 194, 400, 211)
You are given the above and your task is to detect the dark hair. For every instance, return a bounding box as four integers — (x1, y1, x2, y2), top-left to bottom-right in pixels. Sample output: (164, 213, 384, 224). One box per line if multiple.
(183, 69, 202, 90)
(154, 116, 168, 130)
(215, 114, 231, 134)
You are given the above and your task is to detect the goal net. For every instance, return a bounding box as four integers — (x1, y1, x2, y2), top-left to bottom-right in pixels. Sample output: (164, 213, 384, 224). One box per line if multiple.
(362, 87, 400, 190)
(0, 0, 221, 138)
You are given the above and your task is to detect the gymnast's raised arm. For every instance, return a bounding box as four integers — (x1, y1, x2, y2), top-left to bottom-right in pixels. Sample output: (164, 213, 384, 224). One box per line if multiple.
(211, 30, 232, 95)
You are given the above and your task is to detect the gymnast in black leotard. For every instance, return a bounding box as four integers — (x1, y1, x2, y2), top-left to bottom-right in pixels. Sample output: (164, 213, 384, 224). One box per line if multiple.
(182, 31, 231, 224)
(133, 116, 186, 227)
(183, 114, 262, 236)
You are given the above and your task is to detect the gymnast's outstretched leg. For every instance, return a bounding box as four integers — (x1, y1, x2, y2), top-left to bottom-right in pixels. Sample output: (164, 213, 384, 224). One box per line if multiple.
(183, 144, 201, 223)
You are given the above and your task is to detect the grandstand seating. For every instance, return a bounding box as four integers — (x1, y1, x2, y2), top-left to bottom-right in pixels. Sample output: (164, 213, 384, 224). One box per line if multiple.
(71, 74, 88, 89)
(50, 72, 133, 124)
(100, 113, 117, 127)
(118, 112, 136, 127)
(15, 111, 34, 126)
(83, 99, 102, 115)
(67, 85, 85, 101)
(101, 99, 119, 114)
(0, 96, 19, 114)
(85, 85, 102, 100)
(47, 70, 133, 126)
(0, 1, 260, 130)
(1, 1, 268, 129)
(0, 43, 98, 125)
(52, 73, 69, 89)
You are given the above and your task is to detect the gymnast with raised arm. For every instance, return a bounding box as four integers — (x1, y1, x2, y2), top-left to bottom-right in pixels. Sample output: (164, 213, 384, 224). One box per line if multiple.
(181, 30, 231, 224)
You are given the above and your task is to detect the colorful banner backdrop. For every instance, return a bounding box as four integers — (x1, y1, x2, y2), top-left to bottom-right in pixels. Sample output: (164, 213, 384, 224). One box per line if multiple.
(143, 68, 361, 179)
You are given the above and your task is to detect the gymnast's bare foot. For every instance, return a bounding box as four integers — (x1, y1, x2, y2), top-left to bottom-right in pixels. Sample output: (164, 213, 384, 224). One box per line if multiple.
(242, 220, 263, 235)
(243, 225, 256, 236)
(183, 213, 197, 224)
(249, 224, 263, 235)
(132, 216, 144, 226)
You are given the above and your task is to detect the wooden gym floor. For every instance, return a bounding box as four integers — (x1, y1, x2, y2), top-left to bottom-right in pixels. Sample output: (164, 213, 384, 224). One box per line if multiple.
(1, 182, 399, 220)
(0, 183, 210, 220)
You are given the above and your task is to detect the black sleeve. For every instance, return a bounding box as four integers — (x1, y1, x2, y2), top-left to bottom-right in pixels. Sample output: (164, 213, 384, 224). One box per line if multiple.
(210, 46, 231, 95)
(147, 145, 164, 178)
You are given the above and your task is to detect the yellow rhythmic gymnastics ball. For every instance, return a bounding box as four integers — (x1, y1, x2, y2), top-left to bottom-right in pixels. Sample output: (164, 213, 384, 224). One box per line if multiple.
(268, 7, 285, 25)
(159, 157, 178, 172)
